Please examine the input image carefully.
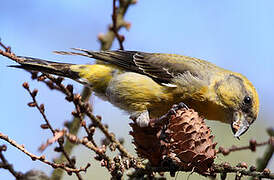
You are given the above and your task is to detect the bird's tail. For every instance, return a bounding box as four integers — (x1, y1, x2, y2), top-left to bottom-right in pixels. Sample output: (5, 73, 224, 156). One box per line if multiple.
(9, 56, 80, 79)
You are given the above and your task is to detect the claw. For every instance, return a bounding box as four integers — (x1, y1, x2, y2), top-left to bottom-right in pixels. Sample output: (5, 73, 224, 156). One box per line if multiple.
(167, 109, 177, 116)
(170, 102, 189, 112)
(178, 102, 189, 109)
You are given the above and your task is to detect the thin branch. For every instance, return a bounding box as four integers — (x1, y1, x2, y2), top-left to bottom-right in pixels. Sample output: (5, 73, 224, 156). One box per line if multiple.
(212, 163, 274, 179)
(0, 45, 19, 62)
(43, 74, 133, 159)
(65, 132, 111, 163)
(112, 0, 124, 50)
(217, 137, 273, 155)
(85, 105, 133, 158)
(23, 82, 84, 180)
(0, 40, 11, 53)
(52, 0, 134, 177)
(23, 82, 55, 134)
(0, 145, 23, 179)
(98, 0, 134, 50)
(0, 132, 90, 174)
(255, 128, 274, 173)
(0, 43, 133, 177)
(132, 162, 274, 179)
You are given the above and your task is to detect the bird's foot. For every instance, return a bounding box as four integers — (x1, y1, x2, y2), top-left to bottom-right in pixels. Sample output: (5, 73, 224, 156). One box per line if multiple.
(130, 102, 189, 128)
(171, 102, 189, 111)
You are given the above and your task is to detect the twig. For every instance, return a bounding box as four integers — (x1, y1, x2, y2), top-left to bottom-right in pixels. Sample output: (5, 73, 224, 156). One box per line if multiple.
(31, 73, 133, 178)
(35, 74, 98, 148)
(212, 163, 274, 179)
(43, 74, 133, 159)
(39, 130, 66, 152)
(132, 162, 274, 179)
(112, 0, 124, 50)
(0, 43, 133, 177)
(0, 132, 90, 174)
(85, 105, 133, 158)
(65, 132, 111, 163)
(98, 0, 134, 50)
(217, 137, 273, 155)
(0, 145, 23, 179)
(0, 40, 12, 53)
(52, 0, 134, 178)
(22, 82, 84, 180)
(0, 44, 18, 62)
(254, 128, 274, 175)
(0, 42, 86, 179)
(23, 82, 55, 134)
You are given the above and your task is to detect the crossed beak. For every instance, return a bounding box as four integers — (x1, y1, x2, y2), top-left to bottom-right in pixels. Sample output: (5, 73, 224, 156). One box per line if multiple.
(231, 111, 251, 139)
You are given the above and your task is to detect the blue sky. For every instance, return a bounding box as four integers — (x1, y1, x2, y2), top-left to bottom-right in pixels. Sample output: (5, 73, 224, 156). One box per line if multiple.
(0, 0, 273, 179)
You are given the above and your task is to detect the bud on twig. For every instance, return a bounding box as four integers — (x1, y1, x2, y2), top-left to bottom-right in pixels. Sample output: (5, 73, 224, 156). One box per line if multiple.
(249, 165, 256, 172)
(263, 168, 271, 175)
(66, 84, 73, 93)
(22, 82, 29, 89)
(39, 104, 45, 112)
(31, 89, 38, 97)
(28, 102, 36, 107)
(249, 139, 257, 151)
(0, 145, 7, 151)
(97, 33, 106, 42)
(56, 77, 64, 85)
(31, 72, 38, 79)
(40, 124, 50, 129)
(37, 75, 46, 81)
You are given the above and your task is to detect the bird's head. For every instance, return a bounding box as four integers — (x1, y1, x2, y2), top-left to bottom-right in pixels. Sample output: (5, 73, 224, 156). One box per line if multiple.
(215, 73, 259, 138)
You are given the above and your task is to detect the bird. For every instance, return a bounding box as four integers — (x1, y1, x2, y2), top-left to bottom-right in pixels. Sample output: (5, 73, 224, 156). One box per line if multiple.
(6, 49, 259, 138)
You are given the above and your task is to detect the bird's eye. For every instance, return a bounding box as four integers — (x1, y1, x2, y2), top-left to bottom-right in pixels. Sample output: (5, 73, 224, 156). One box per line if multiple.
(244, 96, 252, 104)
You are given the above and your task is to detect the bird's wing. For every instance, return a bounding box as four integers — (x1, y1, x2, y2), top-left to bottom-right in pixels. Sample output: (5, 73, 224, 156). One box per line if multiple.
(55, 49, 215, 86)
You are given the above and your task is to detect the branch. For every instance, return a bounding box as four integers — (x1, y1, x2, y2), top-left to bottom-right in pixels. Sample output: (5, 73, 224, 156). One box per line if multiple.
(64, 132, 111, 164)
(255, 128, 274, 173)
(0, 145, 23, 179)
(23, 82, 55, 134)
(43, 74, 133, 159)
(0, 132, 90, 174)
(98, 0, 134, 50)
(131, 162, 274, 179)
(0, 40, 11, 52)
(53, 0, 135, 177)
(22, 82, 84, 180)
(0, 43, 134, 178)
(212, 163, 274, 179)
(217, 136, 273, 155)
(37, 129, 112, 169)
(112, 0, 125, 50)
(0, 42, 20, 62)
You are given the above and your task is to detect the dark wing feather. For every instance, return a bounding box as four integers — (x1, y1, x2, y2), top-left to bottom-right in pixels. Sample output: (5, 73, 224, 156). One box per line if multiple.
(66, 49, 177, 84)
(56, 49, 216, 85)
(132, 53, 174, 82)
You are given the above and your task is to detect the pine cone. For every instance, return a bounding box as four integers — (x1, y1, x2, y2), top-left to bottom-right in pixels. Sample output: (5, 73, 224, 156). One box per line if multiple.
(129, 123, 162, 166)
(130, 107, 217, 174)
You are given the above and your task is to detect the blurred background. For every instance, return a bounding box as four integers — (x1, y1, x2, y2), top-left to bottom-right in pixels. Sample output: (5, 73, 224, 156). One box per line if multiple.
(0, 0, 273, 179)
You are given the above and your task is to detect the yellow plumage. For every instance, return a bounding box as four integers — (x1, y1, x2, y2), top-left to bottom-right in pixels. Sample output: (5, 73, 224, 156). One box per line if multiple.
(70, 64, 117, 94)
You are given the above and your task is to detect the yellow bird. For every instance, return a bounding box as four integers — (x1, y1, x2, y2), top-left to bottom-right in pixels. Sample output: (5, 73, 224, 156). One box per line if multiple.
(8, 49, 259, 138)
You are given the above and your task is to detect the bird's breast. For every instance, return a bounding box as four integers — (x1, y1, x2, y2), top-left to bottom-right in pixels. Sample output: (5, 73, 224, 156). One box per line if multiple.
(105, 72, 173, 114)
